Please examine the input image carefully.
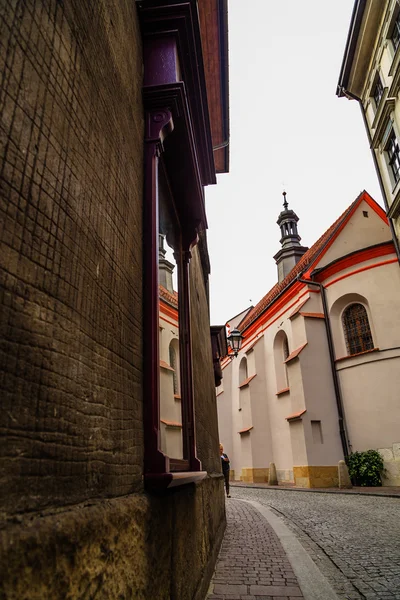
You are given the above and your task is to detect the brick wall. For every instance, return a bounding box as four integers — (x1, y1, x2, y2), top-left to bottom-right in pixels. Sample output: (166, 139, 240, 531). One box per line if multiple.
(0, 0, 144, 514)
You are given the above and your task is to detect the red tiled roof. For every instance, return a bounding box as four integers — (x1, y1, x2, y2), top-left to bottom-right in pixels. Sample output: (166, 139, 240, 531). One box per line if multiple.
(284, 343, 308, 363)
(159, 284, 178, 308)
(300, 312, 325, 319)
(238, 195, 362, 332)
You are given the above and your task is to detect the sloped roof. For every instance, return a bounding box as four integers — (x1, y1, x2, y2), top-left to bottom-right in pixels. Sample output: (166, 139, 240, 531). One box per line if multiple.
(239, 191, 379, 332)
(159, 285, 178, 309)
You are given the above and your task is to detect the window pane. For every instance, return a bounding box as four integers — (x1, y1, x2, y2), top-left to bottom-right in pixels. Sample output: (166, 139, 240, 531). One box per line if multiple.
(343, 303, 374, 355)
(392, 13, 400, 51)
(387, 130, 400, 183)
(372, 76, 383, 107)
(159, 169, 184, 460)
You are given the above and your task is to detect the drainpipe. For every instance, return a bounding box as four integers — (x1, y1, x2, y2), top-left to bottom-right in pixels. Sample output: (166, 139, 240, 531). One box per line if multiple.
(297, 277, 350, 458)
(340, 87, 400, 264)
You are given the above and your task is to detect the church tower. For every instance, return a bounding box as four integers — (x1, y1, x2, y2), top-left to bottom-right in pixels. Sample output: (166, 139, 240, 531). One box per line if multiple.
(273, 192, 308, 283)
(159, 233, 175, 293)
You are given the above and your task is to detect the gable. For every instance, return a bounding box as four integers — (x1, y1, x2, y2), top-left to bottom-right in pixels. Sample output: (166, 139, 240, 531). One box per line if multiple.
(314, 198, 390, 270)
(239, 191, 390, 333)
(228, 306, 253, 330)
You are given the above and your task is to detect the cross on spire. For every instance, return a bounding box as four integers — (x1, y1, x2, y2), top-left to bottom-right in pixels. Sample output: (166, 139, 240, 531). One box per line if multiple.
(282, 191, 288, 210)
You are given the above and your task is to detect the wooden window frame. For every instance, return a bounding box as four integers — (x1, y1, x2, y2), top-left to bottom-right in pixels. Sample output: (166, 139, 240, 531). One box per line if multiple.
(342, 303, 374, 356)
(138, 1, 217, 491)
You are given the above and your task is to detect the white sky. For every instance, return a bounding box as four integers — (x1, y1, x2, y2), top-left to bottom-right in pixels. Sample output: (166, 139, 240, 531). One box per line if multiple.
(205, 0, 383, 325)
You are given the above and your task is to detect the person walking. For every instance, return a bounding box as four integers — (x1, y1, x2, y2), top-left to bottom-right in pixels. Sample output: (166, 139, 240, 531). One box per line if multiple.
(219, 443, 231, 498)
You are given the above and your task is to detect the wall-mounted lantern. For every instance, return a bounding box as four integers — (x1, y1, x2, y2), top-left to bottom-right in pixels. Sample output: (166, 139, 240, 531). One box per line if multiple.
(227, 328, 243, 358)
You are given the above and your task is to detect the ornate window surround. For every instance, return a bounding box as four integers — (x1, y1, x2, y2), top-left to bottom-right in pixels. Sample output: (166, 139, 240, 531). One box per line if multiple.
(138, 0, 217, 491)
(342, 303, 374, 356)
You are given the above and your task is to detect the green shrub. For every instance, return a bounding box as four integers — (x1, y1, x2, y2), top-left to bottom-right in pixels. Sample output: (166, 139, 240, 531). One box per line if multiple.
(346, 450, 385, 487)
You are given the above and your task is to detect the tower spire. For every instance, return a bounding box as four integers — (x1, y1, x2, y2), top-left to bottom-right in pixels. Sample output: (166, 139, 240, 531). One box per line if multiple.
(273, 192, 308, 283)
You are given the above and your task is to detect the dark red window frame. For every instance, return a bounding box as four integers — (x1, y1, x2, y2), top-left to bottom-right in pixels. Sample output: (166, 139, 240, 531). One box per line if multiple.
(138, 1, 216, 491)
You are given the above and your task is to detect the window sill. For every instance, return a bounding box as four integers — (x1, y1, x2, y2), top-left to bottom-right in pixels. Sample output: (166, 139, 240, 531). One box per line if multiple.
(160, 419, 182, 428)
(335, 347, 379, 362)
(276, 387, 290, 396)
(145, 471, 207, 492)
(284, 343, 308, 364)
(238, 374, 256, 389)
(286, 409, 306, 422)
(160, 360, 175, 372)
(238, 426, 253, 434)
(371, 98, 396, 148)
(388, 179, 400, 207)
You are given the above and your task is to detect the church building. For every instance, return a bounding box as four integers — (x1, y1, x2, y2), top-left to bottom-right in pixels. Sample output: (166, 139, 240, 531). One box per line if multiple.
(217, 190, 400, 488)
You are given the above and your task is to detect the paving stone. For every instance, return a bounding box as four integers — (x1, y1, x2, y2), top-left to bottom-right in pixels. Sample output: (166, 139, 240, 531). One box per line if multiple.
(213, 584, 247, 595)
(250, 585, 302, 596)
(231, 487, 400, 600)
(207, 500, 304, 599)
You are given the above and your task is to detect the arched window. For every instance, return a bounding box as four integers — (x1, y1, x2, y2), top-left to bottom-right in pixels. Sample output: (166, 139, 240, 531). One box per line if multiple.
(274, 330, 289, 392)
(239, 357, 248, 384)
(342, 303, 374, 356)
(169, 340, 180, 395)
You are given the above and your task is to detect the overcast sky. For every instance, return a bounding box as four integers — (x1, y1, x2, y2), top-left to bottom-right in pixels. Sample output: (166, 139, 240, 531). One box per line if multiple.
(205, 0, 383, 325)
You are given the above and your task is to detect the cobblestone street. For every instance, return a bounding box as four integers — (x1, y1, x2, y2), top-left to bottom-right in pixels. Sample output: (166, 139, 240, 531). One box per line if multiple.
(208, 499, 304, 599)
(227, 487, 400, 600)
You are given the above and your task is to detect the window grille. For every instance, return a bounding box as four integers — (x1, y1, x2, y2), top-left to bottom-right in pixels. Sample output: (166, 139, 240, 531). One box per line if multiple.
(283, 336, 289, 360)
(342, 304, 374, 356)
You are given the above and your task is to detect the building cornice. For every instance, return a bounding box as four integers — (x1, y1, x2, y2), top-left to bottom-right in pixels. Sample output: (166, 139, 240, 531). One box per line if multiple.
(138, 0, 216, 186)
(337, 0, 367, 96)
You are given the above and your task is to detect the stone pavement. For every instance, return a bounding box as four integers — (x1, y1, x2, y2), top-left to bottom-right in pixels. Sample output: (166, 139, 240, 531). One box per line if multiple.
(207, 499, 304, 600)
(231, 481, 400, 498)
(232, 487, 400, 600)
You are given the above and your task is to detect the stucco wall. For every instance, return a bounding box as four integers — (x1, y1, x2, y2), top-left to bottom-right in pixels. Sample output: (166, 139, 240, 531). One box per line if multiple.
(301, 319, 343, 466)
(318, 199, 390, 269)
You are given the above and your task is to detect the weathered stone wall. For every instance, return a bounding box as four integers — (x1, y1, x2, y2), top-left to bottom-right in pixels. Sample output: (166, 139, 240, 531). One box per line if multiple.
(0, 1, 226, 598)
(190, 241, 222, 475)
(0, 478, 225, 600)
(0, 0, 145, 513)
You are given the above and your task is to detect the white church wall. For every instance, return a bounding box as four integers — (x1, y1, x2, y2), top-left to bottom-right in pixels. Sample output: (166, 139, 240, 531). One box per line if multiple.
(262, 314, 297, 481)
(326, 258, 400, 485)
(216, 365, 234, 477)
(338, 356, 400, 452)
(248, 340, 272, 481)
(301, 318, 344, 466)
(317, 200, 391, 269)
